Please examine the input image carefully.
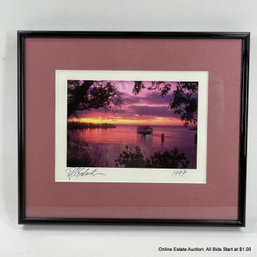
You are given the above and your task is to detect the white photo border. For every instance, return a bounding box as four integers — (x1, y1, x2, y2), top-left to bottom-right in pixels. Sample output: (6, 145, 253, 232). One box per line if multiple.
(55, 70, 208, 183)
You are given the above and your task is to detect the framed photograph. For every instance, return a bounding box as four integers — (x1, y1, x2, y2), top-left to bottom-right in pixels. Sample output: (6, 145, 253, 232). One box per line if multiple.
(18, 31, 249, 226)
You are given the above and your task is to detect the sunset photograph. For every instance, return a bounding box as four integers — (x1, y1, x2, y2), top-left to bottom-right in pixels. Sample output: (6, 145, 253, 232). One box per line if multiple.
(67, 79, 198, 169)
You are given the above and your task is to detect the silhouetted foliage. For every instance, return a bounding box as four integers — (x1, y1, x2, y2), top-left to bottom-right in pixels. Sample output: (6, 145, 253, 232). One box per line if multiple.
(147, 148, 189, 168)
(115, 145, 146, 168)
(115, 146, 189, 168)
(67, 138, 93, 167)
(170, 82, 198, 127)
(68, 80, 123, 117)
(133, 81, 198, 127)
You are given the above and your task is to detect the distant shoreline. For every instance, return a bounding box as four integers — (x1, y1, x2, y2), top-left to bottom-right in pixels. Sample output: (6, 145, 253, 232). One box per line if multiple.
(67, 122, 192, 130)
(68, 122, 116, 130)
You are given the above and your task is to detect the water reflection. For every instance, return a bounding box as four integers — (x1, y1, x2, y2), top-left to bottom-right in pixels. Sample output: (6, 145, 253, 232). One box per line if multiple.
(67, 125, 197, 168)
(137, 133, 153, 145)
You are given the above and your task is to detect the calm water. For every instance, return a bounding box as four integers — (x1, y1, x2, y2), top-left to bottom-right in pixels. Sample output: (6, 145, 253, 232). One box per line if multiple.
(68, 125, 197, 168)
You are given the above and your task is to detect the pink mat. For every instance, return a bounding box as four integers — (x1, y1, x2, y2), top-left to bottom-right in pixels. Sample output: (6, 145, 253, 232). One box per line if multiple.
(24, 37, 242, 220)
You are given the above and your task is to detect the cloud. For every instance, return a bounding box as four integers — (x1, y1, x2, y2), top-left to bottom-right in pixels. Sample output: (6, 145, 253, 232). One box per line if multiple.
(130, 105, 177, 118)
(124, 91, 173, 106)
(75, 84, 179, 121)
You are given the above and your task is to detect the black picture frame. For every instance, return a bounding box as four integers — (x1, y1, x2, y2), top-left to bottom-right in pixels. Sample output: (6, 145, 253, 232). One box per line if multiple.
(18, 31, 250, 226)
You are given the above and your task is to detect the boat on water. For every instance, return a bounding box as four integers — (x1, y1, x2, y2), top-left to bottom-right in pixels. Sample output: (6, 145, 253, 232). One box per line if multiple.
(137, 125, 153, 135)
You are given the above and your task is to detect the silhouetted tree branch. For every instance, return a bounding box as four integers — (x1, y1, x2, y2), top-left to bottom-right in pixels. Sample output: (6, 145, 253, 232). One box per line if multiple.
(132, 81, 198, 126)
(68, 80, 123, 117)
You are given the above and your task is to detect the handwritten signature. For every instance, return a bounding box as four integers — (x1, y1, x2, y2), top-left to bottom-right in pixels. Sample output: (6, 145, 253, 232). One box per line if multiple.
(66, 167, 106, 180)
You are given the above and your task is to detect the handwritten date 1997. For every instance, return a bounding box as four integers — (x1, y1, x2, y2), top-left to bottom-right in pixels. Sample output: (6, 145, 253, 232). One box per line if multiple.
(66, 167, 106, 180)
(171, 170, 188, 176)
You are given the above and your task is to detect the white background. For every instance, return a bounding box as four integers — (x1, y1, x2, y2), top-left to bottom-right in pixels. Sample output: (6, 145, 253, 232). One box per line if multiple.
(0, 0, 256, 256)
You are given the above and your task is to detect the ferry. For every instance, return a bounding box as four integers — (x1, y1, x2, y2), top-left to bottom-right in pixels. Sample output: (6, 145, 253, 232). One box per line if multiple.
(137, 125, 153, 135)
